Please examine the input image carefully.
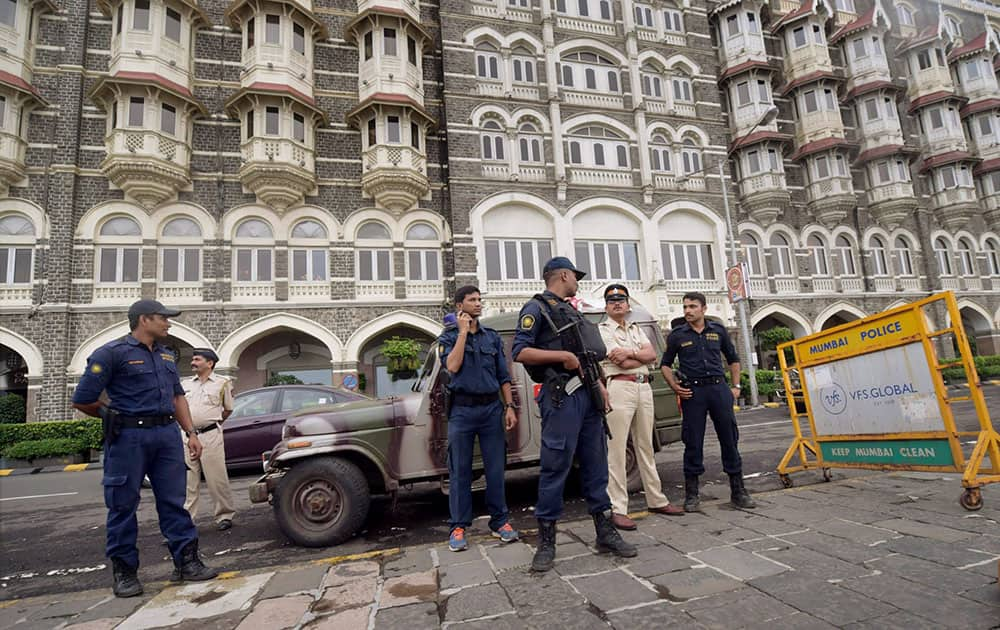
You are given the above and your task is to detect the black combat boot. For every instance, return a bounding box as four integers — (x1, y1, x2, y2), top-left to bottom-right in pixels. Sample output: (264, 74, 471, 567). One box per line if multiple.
(170, 540, 219, 582)
(531, 520, 557, 572)
(111, 557, 143, 598)
(684, 476, 701, 512)
(729, 474, 757, 509)
(593, 510, 638, 558)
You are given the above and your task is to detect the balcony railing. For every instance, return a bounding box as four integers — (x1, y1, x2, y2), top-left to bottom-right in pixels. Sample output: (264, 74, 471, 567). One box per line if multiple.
(873, 277, 895, 293)
(748, 278, 768, 295)
(740, 172, 787, 197)
(242, 137, 315, 171)
(517, 166, 546, 182)
(579, 279, 644, 295)
(907, 66, 953, 101)
(918, 127, 968, 156)
(956, 74, 999, 103)
(812, 277, 835, 292)
(962, 277, 983, 291)
(839, 277, 864, 292)
(470, 2, 532, 22)
(157, 285, 203, 301)
(0, 131, 27, 184)
(107, 129, 190, 169)
(931, 186, 976, 209)
(356, 281, 394, 300)
(846, 55, 891, 86)
(93, 285, 142, 303)
(478, 82, 504, 98)
(568, 167, 633, 187)
(406, 281, 444, 300)
(869, 182, 915, 204)
(482, 163, 510, 179)
(0, 285, 32, 303)
(795, 111, 844, 146)
(940, 277, 960, 290)
(363, 144, 426, 174)
(807, 176, 853, 202)
(231, 282, 275, 301)
(554, 15, 616, 36)
(721, 33, 767, 68)
(774, 278, 799, 294)
(899, 277, 921, 291)
(289, 283, 331, 300)
(858, 119, 904, 150)
(784, 45, 833, 80)
(661, 279, 721, 292)
(653, 174, 706, 191)
(511, 85, 540, 100)
(562, 90, 624, 110)
(485, 280, 542, 294)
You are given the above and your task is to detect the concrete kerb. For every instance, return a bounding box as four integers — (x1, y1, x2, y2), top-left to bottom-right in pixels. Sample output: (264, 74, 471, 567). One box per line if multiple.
(0, 462, 104, 476)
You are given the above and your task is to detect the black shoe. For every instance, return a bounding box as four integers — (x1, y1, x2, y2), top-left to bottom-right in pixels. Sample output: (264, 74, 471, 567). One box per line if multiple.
(531, 519, 557, 572)
(729, 474, 757, 509)
(684, 475, 701, 512)
(111, 558, 143, 598)
(170, 540, 219, 582)
(593, 510, 638, 558)
(217, 519, 232, 531)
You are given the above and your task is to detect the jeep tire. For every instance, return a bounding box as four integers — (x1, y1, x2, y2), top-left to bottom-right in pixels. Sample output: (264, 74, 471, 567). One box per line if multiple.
(273, 457, 370, 548)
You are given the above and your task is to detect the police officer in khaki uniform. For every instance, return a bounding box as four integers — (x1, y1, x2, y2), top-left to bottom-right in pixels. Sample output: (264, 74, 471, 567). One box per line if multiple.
(182, 349, 236, 530)
(599, 285, 684, 530)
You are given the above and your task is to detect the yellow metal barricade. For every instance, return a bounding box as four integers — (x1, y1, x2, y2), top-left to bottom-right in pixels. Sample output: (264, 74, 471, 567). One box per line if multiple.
(776, 291, 1000, 510)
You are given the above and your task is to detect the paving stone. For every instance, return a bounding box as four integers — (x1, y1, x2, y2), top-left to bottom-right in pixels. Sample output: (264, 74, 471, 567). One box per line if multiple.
(740, 611, 839, 630)
(483, 542, 535, 572)
(35, 595, 105, 620)
(625, 544, 693, 578)
(749, 574, 896, 626)
(958, 583, 1000, 608)
(654, 526, 728, 553)
(842, 610, 950, 630)
(754, 545, 872, 580)
(607, 601, 696, 628)
(380, 569, 438, 609)
(0, 601, 54, 627)
(648, 567, 745, 601)
(306, 605, 370, 629)
(497, 570, 584, 613)
(63, 620, 126, 630)
(691, 547, 788, 581)
(373, 602, 440, 630)
(316, 575, 377, 612)
(323, 560, 379, 588)
(234, 594, 312, 630)
(260, 565, 329, 599)
(776, 530, 889, 564)
(446, 612, 523, 629)
(616, 529, 661, 549)
(440, 559, 496, 590)
(555, 532, 576, 545)
(436, 545, 483, 568)
(570, 568, 658, 611)
(840, 574, 999, 629)
(680, 590, 798, 628)
(384, 550, 435, 577)
(870, 519, 974, 543)
(553, 550, 621, 577)
(810, 519, 896, 545)
(885, 535, 995, 568)
(442, 583, 512, 622)
(552, 541, 592, 558)
(117, 573, 272, 630)
(863, 553, 995, 593)
(59, 595, 148, 625)
(521, 604, 609, 630)
(156, 611, 250, 629)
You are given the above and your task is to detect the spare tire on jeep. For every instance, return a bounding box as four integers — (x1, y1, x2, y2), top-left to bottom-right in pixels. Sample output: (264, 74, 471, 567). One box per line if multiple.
(273, 456, 370, 547)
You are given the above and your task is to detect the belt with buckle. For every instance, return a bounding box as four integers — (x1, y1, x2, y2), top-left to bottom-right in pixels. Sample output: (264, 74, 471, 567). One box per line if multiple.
(690, 376, 725, 387)
(119, 415, 175, 428)
(452, 393, 499, 407)
(193, 423, 221, 435)
(609, 374, 651, 384)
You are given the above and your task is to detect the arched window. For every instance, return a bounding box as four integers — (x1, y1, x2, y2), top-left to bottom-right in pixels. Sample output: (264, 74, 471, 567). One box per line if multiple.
(650, 133, 671, 172)
(233, 218, 274, 283)
(893, 236, 915, 276)
(870, 235, 889, 276)
(681, 138, 701, 174)
(933, 237, 953, 276)
(97, 216, 142, 285)
(481, 120, 506, 161)
(555, 0, 612, 20)
(566, 126, 629, 168)
(640, 63, 663, 99)
(986, 237, 1000, 275)
(160, 217, 202, 284)
(518, 122, 543, 163)
(357, 220, 392, 282)
(290, 220, 328, 283)
(769, 233, 793, 276)
(834, 235, 856, 275)
(896, 4, 914, 26)
(560, 52, 620, 93)
(957, 237, 976, 277)
(0, 214, 35, 286)
(671, 71, 693, 103)
(740, 232, 763, 276)
(807, 234, 829, 276)
(405, 223, 440, 281)
(511, 47, 536, 84)
(475, 42, 501, 80)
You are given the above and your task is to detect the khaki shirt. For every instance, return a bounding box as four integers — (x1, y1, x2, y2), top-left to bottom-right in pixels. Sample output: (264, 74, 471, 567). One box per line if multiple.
(182, 372, 234, 428)
(599, 319, 653, 376)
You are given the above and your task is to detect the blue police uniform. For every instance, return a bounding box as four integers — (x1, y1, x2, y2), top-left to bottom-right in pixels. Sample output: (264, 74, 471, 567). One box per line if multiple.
(72, 335, 198, 570)
(512, 291, 611, 521)
(661, 320, 743, 477)
(437, 325, 511, 533)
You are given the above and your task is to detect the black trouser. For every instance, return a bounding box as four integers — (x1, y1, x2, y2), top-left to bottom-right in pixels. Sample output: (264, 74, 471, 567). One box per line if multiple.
(681, 382, 742, 477)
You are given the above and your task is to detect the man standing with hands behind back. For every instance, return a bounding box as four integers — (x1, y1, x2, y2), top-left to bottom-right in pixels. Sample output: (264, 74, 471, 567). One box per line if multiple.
(437, 286, 520, 552)
(660, 292, 755, 512)
(182, 348, 236, 531)
(600, 285, 684, 531)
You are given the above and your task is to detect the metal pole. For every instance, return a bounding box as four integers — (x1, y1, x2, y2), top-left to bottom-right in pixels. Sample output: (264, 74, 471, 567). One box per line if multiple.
(718, 160, 759, 408)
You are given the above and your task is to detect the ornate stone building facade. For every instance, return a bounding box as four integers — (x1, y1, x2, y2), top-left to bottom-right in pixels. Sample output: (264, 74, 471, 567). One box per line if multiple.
(0, 0, 998, 420)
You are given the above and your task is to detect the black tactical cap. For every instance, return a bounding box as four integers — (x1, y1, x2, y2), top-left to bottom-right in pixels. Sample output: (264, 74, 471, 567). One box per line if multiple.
(128, 299, 181, 318)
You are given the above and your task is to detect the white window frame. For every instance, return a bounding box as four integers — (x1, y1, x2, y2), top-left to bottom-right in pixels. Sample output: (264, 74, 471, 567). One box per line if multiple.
(159, 247, 200, 284)
(406, 249, 441, 281)
(357, 248, 392, 282)
(894, 238, 915, 276)
(660, 241, 716, 280)
(476, 44, 502, 80)
(871, 237, 889, 276)
(291, 248, 328, 283)
(233, 247, 273, 283)
(484, 238, 553, 281)
(834, 236, 857, 275)
(985, 239, 1000, 275)
(663, 8, 683, 32)
(481, 121, 506, 161)
(741, 233, 763, 276)
(573, 240, 641, 281)
(933, 239, 954, 276)
(769, 235, 794, 276)
(807, 235, 830, 276)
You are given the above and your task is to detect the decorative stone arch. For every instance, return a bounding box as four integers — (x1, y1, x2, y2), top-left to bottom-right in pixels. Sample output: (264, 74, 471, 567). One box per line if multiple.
(562, 113, 638, 141)
(813, 302, 867, 332)
(216, 313, 345, 370)
(0, 327, 44, 378)
(673, 124, 710, 146)
(890, 228, 922, 250)
(651, 199, 725, 233)
(342, 208, 399, 243)
(469, 103, 513, 128)
(151, 202, 216, 240)
(978, 231, 1000, 251)
(278, 205, 340, 242)
(995, 304, 1000, 328)
(636, 49, 671, 71)
(651, 200, 726, 281)
(663, 53, 701, 76)
(221, 204, 280, 241)
(750, 303, 812, 338)
(736, 221, 766, 241)
(345, 311, 442, 363)
(565, 196, 647, 226)
(553, 38, 629, 67)
(0, 198, 49, 240)
(76, 200, 152, 240)
(952, 300, 994, 331)
(646, 121, 678, 143)
(953, 230, 979, 252)
(507, 32, 544, 55)
(830, 225, 860, 247)
(464, 26, 505, 49)
(862, 225, 893, 248)
(511, 107, 551, 134)
(800, 224, 834, 245)
(763, 223, 801, 248)
(929, 229, 957, 249)
(399, 210, 451, 243)
(68, 320, 213, 376)
(470, 192, 566, 270)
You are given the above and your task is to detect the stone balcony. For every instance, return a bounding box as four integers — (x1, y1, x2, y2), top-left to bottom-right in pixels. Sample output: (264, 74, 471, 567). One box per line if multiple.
(940, 276, 961, 291)
(844, 55, 891, 93)
(739, 172, 791, 225)
(806, 176, 856, 226)
(794, 110, 844, 146)
(361, 144, 429, 211)
(653, 174, 705, 191)
(405, 281, 444, 300)
(731, 104, 777, 138)
(93, 284, 143, 304)
(872, 277, 895, 293)
(358, 0, 421, 24)
(356, 281, 395, 301)
(562, 89, 624, 110)
(918, 127, 968, 158)
(102, 129, 192, 208)
(839, 277, 864, 292)
(637, 28, 685, 46)
(231, 281, 276, 302)
(981, 191, 1000, 230)
(954, 73, 999, 104)
(0, 0, 56, 85)
(969, 135, 1000, 162)
(930, 185, 978, 230)
(784, 45, 833, 83)
(907, 66, 954, 102)
(241, 42, 315, 102)
(962, 276, 983, 291)
(157, 284, 203, 302)
(109, 28, 196, 96)
(289, 282, 331, 301)
(867, 181, 917, 229)
(567, 167, 633, 187)
(856, 119, 904, 153)
(719, 32, 768, 71)
(0, 130, 27, 193)
(554, 15, 615, 37)
(240, 136, 316, 210)
(358, 49, 424, 105)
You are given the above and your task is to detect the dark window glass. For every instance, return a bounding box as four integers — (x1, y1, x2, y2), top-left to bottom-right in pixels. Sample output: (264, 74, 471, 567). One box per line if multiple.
(293, 113, 305, 142)
(247, 17, 254, 48)
(165, 7, 181, 41)
(128, 97, 144, 126)
(410, 122, 419, 149)
(384, 28, 397, 55)
(133, 0, 150, 30)
(265, 14, 279, 44)
(367, 118, 376, 146)
(116, 3, 123, 34)
(293, 22, 305, 54)
(387, 116, 400, 143)
(183, 249, 199, 282)
(160, 103, 176, 135)
(265, 107, 279, 135)
(364, 31, 372, 59)
(408, 36, 417, 65)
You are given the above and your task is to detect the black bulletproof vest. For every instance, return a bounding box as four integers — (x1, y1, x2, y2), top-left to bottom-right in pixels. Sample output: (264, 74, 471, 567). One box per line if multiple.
(523, 294, 607, 383)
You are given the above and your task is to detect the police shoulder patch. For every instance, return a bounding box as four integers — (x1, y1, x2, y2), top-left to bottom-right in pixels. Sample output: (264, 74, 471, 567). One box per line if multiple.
(520, 314, 535, 330)
(438, 345, 445, 356)
(91, 363, 103, 374)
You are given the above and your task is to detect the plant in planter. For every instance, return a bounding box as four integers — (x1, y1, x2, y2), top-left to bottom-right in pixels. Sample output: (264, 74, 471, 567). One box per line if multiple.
(382, 337, 422, 378)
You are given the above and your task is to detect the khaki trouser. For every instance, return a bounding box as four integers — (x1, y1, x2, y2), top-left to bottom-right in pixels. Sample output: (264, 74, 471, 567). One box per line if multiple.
(606, 378, 670, 515)
(183, 425, 236, 523)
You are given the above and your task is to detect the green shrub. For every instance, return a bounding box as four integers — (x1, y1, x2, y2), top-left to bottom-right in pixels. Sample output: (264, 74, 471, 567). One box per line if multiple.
(0, 393, 26, 424)
(265, 374, 303, 386)
(0, 418, 103, 451)
(2, 438, 88, 460)
(759, 327, 794, 351)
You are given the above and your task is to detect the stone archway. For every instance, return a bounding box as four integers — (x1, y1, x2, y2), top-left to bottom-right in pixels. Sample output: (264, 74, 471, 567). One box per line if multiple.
(751, 304, 811, 370)
(0, 328, 43, 422)
(959, 304, 996, 356)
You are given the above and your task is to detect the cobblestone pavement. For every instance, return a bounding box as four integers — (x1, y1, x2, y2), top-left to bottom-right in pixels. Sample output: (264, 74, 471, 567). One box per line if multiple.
(2, 470, 998, 629)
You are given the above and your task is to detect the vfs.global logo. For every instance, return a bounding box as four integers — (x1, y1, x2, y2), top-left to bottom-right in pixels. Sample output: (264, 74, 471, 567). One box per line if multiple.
(819, 383, 848, 415)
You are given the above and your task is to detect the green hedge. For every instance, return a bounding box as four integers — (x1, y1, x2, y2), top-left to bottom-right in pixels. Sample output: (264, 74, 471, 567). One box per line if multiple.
(0, 393, 26, 424)
(2, 438, 89, 460)
(0, 418, 103, 452)
(729, 370, 780, 396)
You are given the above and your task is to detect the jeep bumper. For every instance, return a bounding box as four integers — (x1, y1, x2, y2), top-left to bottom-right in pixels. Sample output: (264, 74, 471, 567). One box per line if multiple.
(248, 472, 282, 504)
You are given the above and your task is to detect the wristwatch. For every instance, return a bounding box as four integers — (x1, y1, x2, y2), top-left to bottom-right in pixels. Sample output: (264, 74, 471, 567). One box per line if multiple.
(504, 402, 517, 410)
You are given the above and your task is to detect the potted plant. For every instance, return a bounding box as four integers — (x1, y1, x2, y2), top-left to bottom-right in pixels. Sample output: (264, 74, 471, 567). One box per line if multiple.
(382, 337, 422, 378)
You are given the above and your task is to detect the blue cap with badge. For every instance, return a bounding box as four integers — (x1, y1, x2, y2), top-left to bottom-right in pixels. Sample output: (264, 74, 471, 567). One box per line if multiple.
(542, 256, 586, 280)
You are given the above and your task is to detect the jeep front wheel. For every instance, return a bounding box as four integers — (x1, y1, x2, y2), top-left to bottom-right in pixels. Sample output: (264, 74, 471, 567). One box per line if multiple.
(273, 457, 370, 548)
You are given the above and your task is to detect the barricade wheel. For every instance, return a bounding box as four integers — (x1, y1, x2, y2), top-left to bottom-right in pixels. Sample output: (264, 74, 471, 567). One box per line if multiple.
(960, 488, 983, 511)
(779, 474, 793, 489)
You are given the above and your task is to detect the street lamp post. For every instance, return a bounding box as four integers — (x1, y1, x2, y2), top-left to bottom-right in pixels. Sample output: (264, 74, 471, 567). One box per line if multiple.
(678, 106, 778, 409)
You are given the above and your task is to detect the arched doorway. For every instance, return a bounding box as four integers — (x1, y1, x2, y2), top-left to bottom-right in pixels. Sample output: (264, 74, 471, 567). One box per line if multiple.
(819, 312, 859, 330)
(235, 333, 334, 389)
(752, 307, 810, 371)
(0, 344, 29, 421)
(359, 326, 436, 399)
(959, 305, 995, 356)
